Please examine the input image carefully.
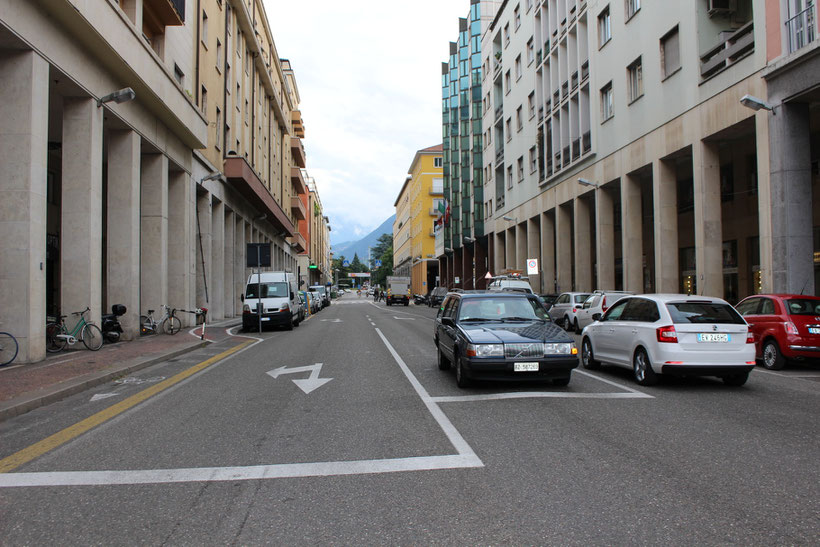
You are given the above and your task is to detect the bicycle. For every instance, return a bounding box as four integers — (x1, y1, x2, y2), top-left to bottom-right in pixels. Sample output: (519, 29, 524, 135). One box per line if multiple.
(140, 305, 181, 335)
(46, 307, 104, 352)
(0, 327, 19, 366)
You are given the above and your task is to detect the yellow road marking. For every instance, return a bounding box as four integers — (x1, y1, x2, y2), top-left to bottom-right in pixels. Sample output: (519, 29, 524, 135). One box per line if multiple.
(0, 339, 255, 474)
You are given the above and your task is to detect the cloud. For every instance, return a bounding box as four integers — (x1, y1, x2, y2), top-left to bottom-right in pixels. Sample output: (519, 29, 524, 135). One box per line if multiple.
(265, 0, 468, 243)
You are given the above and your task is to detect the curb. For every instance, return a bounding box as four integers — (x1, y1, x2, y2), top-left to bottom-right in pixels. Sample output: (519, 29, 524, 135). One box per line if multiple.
(0, 340, 209, 423)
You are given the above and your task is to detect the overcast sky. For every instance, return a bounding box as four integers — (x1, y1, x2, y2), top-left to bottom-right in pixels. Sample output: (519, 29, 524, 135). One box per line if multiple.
(265, 0, 470, 245)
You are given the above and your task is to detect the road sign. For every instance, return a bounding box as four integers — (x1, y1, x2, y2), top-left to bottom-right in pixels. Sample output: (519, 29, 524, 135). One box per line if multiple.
(527, 258, 539, 275)
(375, 259, 382, 267)
(342, 260, 350, 267)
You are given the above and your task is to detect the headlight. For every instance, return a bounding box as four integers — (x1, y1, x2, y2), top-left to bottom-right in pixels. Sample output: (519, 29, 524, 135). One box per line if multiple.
(243, 304, 251, 313)
(544, 342, 574, 355)
(466, 343, 504, 357)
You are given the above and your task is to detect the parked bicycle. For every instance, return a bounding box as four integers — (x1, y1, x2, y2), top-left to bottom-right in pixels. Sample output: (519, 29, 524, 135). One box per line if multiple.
(0, 327, 19, 366)
(46, 307, 104, 352)
(140, 305, 181, 335)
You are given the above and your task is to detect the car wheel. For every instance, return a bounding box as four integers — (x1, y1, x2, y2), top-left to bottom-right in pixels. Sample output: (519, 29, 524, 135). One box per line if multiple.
(633, 348, 659, 386)
(285, 316, 294, 331)
(563, 315, 572, 331)
(581, 338, 600, 370)
(437, 342, 451, 371)
(723, 372, 749, 387)
(762, 340, 786, 370)
(573, 318, 581, 334)
(552, 376, 570, 387)
(455, 354, 471, 388)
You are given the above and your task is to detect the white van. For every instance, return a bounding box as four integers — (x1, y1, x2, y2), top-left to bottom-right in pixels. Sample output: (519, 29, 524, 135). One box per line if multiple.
(241, 272, 301, 331)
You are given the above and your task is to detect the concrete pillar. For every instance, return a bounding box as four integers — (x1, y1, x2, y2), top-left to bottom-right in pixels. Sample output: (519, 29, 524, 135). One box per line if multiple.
(168, 171, 193, 326)
(653, 159, 679, 293)
(224, 210, 235, 317)
(61, 96, 103, 324)
(505, 227, 516, 272)
(494, 232, 506, 275)
(756, 111, 773, 294)
(211, 200, 225, 319)
(527, 217, 541, 292)
(196, 192, 212, 309)
(596, 188, 615, 290)
(453, 248, 464, 288)
(235, 217, 246, 307)
(0, 51, 48, 362)
(140, 154, 168, 316)
(621, 175, 643, 292)
(474, 239, 488, 289)
(515, 222, 527, 274)
(462, 244, 474, 289)
(556, 203, 572, 293)
(541, 211, 556, 294)
(769, 103, 813, 294)
(574, 196, 592, 291)
(106, 129, 141, 339)
(693, 140, 723, 298)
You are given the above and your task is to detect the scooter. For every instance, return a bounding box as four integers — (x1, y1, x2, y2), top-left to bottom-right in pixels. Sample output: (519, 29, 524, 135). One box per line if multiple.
(413, 294, 429, 306)
(101, 304, 126, 343)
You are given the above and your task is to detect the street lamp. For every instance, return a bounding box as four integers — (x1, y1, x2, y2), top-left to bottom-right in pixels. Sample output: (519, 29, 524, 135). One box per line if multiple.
(740, 94, 776, 114)
(502, 216, 517, 222)
(577, 178, 599, 188)
(97, 87, 136, 107)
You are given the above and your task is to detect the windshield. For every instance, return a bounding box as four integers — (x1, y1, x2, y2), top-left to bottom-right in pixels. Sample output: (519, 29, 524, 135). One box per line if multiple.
(246, 282, 289, 299)
(573, 294, 592, 303)
(785, 299, 820, 315)
(666, 302, 745, 324)
(311, 286, 326, 295)
(458, 297, 549, 322)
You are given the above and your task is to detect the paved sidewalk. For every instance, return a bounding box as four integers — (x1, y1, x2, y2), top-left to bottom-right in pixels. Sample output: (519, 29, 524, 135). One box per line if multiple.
(0, 319, 241, 422)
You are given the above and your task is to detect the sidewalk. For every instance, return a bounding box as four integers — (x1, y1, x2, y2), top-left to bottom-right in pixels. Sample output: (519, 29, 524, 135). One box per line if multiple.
(0, 319, 241, 422)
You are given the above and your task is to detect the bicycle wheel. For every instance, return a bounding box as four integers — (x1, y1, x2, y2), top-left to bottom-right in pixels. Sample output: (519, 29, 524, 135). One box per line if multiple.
(81, 323, 104, 351)
(139, 315, 151, 335)
(46, 323, 67, 353)
(0, 332, 19, 366)
(162, 315, 182, 335)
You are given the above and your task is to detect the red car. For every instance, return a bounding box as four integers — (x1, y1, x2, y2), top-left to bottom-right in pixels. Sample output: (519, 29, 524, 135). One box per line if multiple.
(735, 294, 820, 370)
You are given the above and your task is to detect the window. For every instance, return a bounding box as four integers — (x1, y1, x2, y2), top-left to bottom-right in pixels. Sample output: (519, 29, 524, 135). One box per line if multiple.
(434, 157, 443, 168)
(517, 157, 524, 181)
(173, 64, 184, 85)
(527, 38, 535, 65)
(627, 57, 643, 103)
(528, 92, 535, 118)
(625, 0, 640, 20)
(598, 6, 611, 47)
(660, 26, 680, 79)
(514, 5, 521, 30)
(506, 118, 512, 141)
(507, 165, 513, 189)
(216, 38, 223, 70)
(215, 107, 222, 150)
(505, 70, 511, 94)
(529, 146, 537, 173)
(515, 55, 522, 80)
(201, 10, 208, 45)
(526, 0, 533, 12)
(504, 24, 510, 46)
(200, 85, 207, 115)
(516, 106, 523, 131)
(600, 81, 613, 121)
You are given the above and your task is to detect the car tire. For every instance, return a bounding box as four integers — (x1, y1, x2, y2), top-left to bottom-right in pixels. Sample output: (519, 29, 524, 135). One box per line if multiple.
(723, 372, 749, 387)
(455, 353, 471, 388)
(552, 376, 570, 387)
(573, 318, 581, 334)
(563, 315, 571, 331)
(437, 343, 451, 371)
(762, 339, 786, 370)
(581, 338, 600, 370)
(633, 347, 659, 386)
(285, 316, 294, 331)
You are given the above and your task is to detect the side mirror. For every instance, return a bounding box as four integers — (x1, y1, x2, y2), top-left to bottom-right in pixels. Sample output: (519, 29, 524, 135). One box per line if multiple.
(240, 294, 245, 302)
(592, 313, 602, 321)
(442, 317, 455, 327)
(290, 292, 295, 300)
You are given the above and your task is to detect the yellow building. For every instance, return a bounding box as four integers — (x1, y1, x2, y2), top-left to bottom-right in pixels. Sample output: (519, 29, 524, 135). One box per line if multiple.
(394, 144, 443, 295)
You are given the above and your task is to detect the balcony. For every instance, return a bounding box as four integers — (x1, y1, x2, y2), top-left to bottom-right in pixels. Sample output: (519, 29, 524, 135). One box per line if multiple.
(572, 139, 580, 160)
(700, 22, 754, 80)
(291, 111, 305, 138)
(495, 104, 503, 122)
(581, 60, 589, 82)
(288, 232, 307, 254)
(571, 71, 579, 91)
(583, 131, 591, 153)
(538, 106, 544, 122)
(561, 81, 569, 99)
(786, 4, 816, 54)
(145, 0, 185, 26)
(291, 196, 306, 221)
(495, 147, 504, 164)
(291, 137, 306, 168)
(224, 156, 294, 238)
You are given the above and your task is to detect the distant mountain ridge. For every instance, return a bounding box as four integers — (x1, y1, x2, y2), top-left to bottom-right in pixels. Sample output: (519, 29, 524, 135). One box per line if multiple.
(332, 215, 395, 263)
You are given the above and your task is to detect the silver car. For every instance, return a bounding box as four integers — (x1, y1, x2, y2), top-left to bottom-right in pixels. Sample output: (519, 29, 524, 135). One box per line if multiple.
(548, 292, 592, 331)
(574, 291, 633, 333)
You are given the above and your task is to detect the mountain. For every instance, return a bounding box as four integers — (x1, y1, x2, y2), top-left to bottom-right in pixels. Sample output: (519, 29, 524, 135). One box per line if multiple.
(332, 215, 395, 264)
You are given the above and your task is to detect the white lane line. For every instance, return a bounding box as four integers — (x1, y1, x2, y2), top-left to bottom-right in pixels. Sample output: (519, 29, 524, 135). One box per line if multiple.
(0, 455, 482, 488)
(753, 368, 820, 378)
(573, 369, 653, 395)
(431, 391, 652, 403)
(375, 328, 481, 460)
(368, 302, 435, 321)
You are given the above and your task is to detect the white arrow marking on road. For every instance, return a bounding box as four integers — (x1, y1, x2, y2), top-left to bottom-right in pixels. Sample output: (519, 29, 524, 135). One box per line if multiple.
(90, 393, 119, 402)
(320, 318, 343, 323)
(393, 317, 415, 320)
(266, 363, 333, 394)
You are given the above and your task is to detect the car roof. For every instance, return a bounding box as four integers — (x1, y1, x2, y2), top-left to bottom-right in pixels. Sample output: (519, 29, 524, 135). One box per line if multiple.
(455, 291, 536, 299)
(742, 293, 820, 300)
(627, 293, 730, 304)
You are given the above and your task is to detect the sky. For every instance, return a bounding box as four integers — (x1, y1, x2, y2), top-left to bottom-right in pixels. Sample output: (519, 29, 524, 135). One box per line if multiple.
(265, 0, 470, 245)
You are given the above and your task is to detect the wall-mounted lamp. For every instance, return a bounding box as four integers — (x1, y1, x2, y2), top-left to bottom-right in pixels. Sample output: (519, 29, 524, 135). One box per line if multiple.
(502, 216, 517, 222)
(201, 171, 221, 183)
(577, 178, 599, 188)
(97, 87, 136, 108)
(740, 94, 776, 114)
(463, 236, 475, 243)
(444, 247, 454, 253)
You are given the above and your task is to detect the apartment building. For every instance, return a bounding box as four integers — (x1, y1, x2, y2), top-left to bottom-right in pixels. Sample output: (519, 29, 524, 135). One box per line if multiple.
(404, 145, 444, 295)
(438, 0, 503, 290)
(393, 176, 413, 279)
(441, 0, 819, 302)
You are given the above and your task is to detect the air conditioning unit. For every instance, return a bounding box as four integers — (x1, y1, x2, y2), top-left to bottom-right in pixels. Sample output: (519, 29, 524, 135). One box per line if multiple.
(707, 0, 736, 16)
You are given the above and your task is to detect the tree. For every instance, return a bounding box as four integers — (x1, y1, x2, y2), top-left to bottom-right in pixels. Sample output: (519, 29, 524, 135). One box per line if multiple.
(371, 234, 393, 288)
(350, 253, 367, 273)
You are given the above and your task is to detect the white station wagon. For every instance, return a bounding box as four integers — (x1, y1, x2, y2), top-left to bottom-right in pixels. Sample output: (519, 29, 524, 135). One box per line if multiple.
(580, 294, 755, 386)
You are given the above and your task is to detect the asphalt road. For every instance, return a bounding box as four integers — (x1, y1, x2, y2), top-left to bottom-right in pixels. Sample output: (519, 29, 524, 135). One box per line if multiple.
(1, 293, 818, 545)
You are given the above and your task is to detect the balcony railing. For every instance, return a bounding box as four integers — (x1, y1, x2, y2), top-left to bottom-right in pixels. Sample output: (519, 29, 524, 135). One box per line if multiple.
(786, 4, 816, 53)
(495, 105, 503, 121)
(572, 139, 580, 160)
(561, 81, 569, 99)
(581, 60, 589, 82)
(700, 21, 754, 79)
(496, 147, 504, 164)
(571, 71, 579, 91)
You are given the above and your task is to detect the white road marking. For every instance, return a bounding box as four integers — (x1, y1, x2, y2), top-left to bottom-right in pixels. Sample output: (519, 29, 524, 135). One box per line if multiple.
(89, 394, 119, 402)
(753, 368, 820, 378)
(573, 369, 653, 395)
(431, 391, 652, 403)
(393, 317, 415, 320)
(369, 302, 435, 321)
(267, 363, 332, 394)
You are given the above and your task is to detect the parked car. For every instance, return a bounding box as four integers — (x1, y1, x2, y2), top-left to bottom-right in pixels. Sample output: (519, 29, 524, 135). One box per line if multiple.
(736, 293, 820, 370)
(548, 292, 593, 330)
(428, 286, 448, 308)
(310, 285, 331, 307)
(487, 274, 534, 294)
(574, 290, 633, 333)
(580, 294, 755, 386)
(538, 294, 559, 311)
(308, 288, 323, 310)
(433, 291, 578, 388)
(241, 271, 301, 331)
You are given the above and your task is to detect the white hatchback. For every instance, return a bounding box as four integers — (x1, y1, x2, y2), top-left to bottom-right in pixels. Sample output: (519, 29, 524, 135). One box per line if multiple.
(580, 294, 755, 386)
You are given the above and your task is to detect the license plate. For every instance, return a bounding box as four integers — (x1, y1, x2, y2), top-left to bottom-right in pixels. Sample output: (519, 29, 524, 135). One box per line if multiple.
(698, 333, 729, 342)
(514, 362, 539, 372)
(261, 317, 270, 321)
(809, 327, 820, 334)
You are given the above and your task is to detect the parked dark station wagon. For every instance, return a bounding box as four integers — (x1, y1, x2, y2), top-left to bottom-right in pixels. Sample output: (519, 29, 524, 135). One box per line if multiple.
(434, 291, 579, 388)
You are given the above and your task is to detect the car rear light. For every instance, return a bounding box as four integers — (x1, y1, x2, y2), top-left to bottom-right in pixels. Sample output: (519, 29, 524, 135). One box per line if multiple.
(656, 325, 678, 343)
(784, 321, 799, 335)
(745, 361, 756, 365)
(572, 307, 578, 313)
(601, 296, 608, 313)
(746, 332, 755, 344)
(664, 361, 683, 364)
